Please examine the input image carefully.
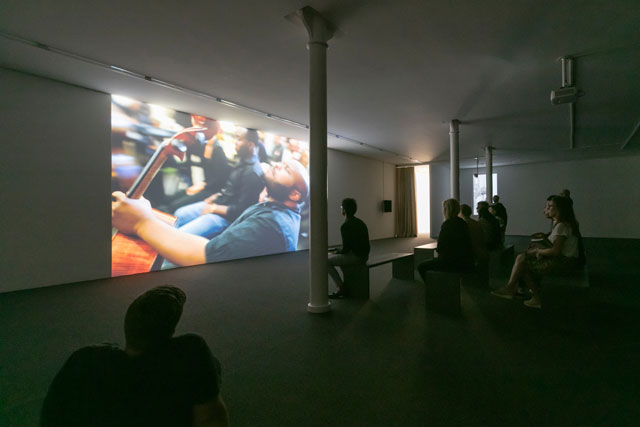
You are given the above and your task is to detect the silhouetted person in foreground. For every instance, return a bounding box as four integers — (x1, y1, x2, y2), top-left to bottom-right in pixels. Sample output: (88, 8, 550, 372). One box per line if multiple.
(418, 198, 474, 282)
(41, 286, 229, 427)
(328, 198, 370, 298)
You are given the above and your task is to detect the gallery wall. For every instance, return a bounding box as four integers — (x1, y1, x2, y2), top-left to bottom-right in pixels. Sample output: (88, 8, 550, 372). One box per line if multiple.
(0, 68, 397, 293)
(431, 156, 640, 238)
(0, 68, 112, 293)
(327, 149, 395, 245)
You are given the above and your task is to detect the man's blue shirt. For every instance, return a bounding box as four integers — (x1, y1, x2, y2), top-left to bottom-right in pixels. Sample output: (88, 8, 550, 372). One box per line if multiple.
(205, 201, 300, 263)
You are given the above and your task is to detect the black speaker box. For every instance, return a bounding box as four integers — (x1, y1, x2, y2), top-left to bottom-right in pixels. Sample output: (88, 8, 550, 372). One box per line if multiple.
(382, 200, 392, 212)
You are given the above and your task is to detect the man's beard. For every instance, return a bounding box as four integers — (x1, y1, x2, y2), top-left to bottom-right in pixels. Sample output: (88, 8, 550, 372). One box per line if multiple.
(266, 180, 291, 202)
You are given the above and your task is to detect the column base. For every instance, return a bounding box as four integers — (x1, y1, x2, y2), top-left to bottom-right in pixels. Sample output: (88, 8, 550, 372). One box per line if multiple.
(307, 302, 331, 313)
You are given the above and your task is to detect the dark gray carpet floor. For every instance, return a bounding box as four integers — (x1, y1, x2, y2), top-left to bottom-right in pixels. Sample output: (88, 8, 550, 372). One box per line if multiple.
(1, 235, 639, 426)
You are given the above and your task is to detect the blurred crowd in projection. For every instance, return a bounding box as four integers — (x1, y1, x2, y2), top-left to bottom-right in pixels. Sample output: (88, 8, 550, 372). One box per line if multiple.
(110, 95, 310, 276)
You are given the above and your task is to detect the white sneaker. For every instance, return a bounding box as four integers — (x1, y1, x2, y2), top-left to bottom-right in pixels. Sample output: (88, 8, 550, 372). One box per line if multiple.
(524, 298, 541, 309)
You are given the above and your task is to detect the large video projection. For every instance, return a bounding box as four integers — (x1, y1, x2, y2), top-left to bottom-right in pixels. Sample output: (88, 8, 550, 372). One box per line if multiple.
(111, 96, 310, 277)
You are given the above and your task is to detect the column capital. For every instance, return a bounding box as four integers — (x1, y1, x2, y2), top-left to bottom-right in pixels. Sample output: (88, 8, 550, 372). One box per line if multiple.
(298, 6, 335, 45)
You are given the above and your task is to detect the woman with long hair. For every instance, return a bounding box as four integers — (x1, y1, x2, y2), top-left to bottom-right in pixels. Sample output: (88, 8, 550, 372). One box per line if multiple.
(492, 195, 581, 308)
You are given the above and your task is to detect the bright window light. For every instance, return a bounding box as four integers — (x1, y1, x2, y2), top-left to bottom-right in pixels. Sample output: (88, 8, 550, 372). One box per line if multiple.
(473, 173, 497, 213)
(415, 165, 430, 235)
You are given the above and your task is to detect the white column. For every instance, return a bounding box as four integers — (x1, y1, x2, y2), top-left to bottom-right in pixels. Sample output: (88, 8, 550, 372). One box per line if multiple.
(299, 7, 335, 314)
(449, 120, 460, 200)
(485, 146, 493, 202)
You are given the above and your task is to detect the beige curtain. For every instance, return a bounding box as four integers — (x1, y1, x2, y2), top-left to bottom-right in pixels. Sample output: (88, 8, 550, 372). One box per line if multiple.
(395, 167, 418, 237)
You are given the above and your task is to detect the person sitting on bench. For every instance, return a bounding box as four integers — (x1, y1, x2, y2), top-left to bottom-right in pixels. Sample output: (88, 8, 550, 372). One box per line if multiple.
(418, 198, 474, 282)
(328, 198, 370, 299)
(491, 195, 581, 309)
(477, 201, 502, 251)
(459, 203, 488, 266)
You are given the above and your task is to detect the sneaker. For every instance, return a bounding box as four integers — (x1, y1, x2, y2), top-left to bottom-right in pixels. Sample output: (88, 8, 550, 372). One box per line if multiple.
(329, 291, 346, 299)
(524, 298, 541, 309)
(491, 288, 514, 300)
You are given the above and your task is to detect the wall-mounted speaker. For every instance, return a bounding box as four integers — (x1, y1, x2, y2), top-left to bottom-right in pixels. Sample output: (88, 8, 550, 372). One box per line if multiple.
(382, 200, 392, 212)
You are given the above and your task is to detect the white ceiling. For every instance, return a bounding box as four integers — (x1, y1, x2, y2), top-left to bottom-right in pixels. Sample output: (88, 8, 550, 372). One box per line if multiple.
(1, 0, 639, 167)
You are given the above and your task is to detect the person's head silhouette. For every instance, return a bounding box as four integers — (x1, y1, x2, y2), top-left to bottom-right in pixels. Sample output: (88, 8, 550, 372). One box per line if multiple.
(124, 286, 186, 355)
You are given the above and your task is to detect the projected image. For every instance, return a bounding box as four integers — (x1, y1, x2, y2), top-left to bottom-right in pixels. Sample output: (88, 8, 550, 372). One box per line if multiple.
(111, 96, 310, 277)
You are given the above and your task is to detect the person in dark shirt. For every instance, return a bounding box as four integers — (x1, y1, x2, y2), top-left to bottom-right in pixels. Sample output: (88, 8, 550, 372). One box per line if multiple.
(459, 203, 487, 265)
(41, 286, 229, 427)
(172, 127, 265, 239)
(112, 160, 309, 267)
(491, 194, 508, 240)
(164, 115, 231, 213)
(328, 198, 370, 298)
(417, 198, 474, 282)
(477, 200, 502, 251)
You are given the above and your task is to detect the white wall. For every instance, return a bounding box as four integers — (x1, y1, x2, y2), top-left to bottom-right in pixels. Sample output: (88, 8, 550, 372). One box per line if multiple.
(327, 149, 395, 245)
(431, 156, 640, 238)
(0, 69, 396, 292)
(0, 68, 112, 292)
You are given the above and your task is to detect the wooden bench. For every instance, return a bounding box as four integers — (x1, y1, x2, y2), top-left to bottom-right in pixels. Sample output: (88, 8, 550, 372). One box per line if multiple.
(341, 252, 414, 299)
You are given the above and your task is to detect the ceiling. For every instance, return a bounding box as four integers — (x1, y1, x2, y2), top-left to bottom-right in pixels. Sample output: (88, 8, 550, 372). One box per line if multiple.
(1, 0, 639, 167)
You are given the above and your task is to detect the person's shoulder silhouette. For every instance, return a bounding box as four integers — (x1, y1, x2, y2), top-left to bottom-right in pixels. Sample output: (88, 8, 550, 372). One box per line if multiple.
(42, 286, 228, 427)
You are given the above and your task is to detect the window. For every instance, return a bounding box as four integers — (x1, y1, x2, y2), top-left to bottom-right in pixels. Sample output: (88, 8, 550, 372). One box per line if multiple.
(473, 173, 497, 213)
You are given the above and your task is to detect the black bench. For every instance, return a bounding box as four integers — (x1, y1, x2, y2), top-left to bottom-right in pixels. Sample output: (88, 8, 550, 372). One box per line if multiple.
(341, 252, 414, 299)
(488, 244, 515, 278)
(413, 242, 438, 267)
(540, 265, 590, 314)
(422, 270, 470, 315)
(460, 244, 515, 288)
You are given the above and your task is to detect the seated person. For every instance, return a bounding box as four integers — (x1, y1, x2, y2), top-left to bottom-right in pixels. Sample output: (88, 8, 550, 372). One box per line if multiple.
(328, 198, 370, 298)
(459, 203, 488, 265)
(530, 195, 555, 242)
(489, 205, 505, 244)
(492, 195, 581, 308)
(112, 160, 309, 266)
(477, 201, 502, 251)
(490, 195, 508, 238)
(41, 286, 230, 427)
(173, 127, 265, 239)
(417, 199, 474, 281)
(164, 115, 231, 213)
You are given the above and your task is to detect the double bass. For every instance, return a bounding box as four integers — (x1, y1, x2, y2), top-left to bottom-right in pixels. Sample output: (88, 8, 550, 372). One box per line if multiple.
(111, 127, 205, 276)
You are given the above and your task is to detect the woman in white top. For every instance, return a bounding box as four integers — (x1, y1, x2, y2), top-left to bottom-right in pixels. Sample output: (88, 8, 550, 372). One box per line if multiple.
(492, 195, 581, 308)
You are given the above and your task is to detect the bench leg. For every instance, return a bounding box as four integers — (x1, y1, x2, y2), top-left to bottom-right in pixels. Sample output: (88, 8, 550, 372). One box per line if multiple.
(342, 264, 370, 299)
(424, 271, 461, 315)
(392, 255, 414, 280)
(461, 261, 489, 289)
